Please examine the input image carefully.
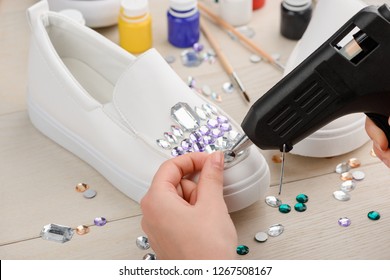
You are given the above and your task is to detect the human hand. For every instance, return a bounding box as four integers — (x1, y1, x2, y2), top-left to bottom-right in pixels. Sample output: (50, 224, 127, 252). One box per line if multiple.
(140, 151, 237, 260)
(365, 116, 390, 167)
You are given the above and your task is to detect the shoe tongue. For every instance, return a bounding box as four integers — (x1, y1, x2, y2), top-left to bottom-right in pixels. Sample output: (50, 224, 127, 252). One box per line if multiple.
(113, 48, 204, 144)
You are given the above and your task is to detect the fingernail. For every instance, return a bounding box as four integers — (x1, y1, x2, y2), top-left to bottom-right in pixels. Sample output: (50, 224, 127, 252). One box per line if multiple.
(211, 151, 224, 169)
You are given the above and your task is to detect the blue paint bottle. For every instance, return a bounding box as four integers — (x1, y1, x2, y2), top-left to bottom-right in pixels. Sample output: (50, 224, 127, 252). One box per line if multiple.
(167, 0, 200, 48)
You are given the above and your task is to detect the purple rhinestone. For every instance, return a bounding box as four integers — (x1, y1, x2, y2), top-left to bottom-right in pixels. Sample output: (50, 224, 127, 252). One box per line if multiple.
(199, 125, 210, 135)
(211, 128, 224, 138)
(189, 131, 203, 143)
(193, 42, 204, 52)
(338, 217, 351, 227)
(94, 217, 107, 226)
(203, 135, 215, 145)
(181, 139, 192, 150)
(220, 122, 232, 132)
(207, 119, 219, 128)
(193, 142, 206, 152)
(171, 146, 184, 157)
(217, 115, 229, 123)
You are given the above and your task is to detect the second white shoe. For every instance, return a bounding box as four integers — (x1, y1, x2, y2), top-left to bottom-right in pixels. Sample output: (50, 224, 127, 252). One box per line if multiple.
(26, 1, 270, 212)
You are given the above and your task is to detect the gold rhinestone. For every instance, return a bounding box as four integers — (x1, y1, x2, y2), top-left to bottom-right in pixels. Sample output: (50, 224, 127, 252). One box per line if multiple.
(75, 183, 89, 192)
(272, 154, 282, 163)
(348, 158, 361, 168)
(75, 225, 90, 235)
(370, 148, 377, 157)
(341, 172, 353, 181)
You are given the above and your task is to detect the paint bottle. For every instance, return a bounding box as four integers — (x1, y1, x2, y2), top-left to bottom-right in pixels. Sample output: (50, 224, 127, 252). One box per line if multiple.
(118, 0, 152, 54)
(280, 0, 312, 40)
(253, 0, 265, 10)
(219, 0, 252, 27)
(167, 0, 200, 48)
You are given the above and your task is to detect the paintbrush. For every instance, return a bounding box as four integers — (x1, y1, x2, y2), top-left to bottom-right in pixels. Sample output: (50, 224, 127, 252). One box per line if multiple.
(200, 19, 250, 103)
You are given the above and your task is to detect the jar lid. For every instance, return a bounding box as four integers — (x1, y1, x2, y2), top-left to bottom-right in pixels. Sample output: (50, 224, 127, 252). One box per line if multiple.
(169, 0, 197, 12)
(121, 0, 149, 17)
(283, 0, 312, 11)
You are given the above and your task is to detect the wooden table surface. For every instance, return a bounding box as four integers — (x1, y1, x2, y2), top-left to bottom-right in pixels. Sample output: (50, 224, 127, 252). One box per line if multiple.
(1, 0, 389, 260)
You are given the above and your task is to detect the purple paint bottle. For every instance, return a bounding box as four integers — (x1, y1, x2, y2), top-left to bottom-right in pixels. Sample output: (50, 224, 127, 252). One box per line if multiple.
(167, 0, 200, 48)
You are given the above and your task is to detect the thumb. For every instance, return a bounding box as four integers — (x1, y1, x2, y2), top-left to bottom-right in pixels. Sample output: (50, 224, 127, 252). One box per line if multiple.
(196, 151, 226, 207)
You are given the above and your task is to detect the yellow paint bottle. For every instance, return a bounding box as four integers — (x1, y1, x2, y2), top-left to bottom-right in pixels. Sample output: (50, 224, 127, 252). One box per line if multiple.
(118, 0, 152, 54)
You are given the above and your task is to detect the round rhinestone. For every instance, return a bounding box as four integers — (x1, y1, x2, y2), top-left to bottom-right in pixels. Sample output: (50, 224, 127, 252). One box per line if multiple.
(181, 50, 202, 67)
(340, 180, 356, 192)
(341, 172, 353, 181)
(207, 118, 219, 128)
(193, 42, 204, 52)
(222, 82, 234, 93)
(265, 196, 282, 207)
(279, 204, 291, 213)
(348, 158, 361, 168)
(217, 115, 228, 123)
(236, 245, 249, 255)
(338, 217, 351, 227)
(294, 202, 307, 212)
(237, 26, 255, 38)
(189, 131, 203, 143)
(211, 128, 224, 138)
(143, 253, 157, 260)
(198, 125, 210, 135)
(367, 211, 380, 220)
(75, 183, 89, 192)
(333, 190, 351, 201)
(181, 139, 192, 150)
(156, 139, 171, 149)
(254, 232, 268, 242)
(267, 224, 284, 237)
(203, 135, 215, 145)
(136, 236, 150, 250)
(94, 217, 107, 226)
(83, 189, 97, 199)
(249, 54, 262, 63)
(296, 193, 308, 203)
(75, 225, 90, 235)
(352, 170, 365, 181)
(335, 162, 351, 174)
(220, 123, 232, 132)
(187, 76, 196, 87)
(171, 146, 184, 157)
(272, 154, 282, 163)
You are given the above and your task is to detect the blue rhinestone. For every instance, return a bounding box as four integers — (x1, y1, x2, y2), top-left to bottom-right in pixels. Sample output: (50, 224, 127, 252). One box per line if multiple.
(236, 245, 249, 255)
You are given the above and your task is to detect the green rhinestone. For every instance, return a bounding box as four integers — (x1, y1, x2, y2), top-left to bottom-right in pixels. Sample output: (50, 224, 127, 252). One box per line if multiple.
(278, 204, 291, 213)
(294, 202, 307, 212)
(236, 245, 249, 255)
(367, 211, 380, 220)
(296, 193, 308, 203)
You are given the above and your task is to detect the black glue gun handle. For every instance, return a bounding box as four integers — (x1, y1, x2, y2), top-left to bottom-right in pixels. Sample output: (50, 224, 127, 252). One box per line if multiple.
(366, 113, 390, 148)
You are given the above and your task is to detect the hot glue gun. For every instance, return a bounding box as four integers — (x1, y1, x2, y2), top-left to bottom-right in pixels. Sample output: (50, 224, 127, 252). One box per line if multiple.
(232, 4, 390, 157)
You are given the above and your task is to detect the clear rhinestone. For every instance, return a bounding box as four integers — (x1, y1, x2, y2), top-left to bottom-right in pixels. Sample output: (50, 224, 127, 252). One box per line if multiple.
(202, 103, 218, 116)
(164, 132, 178, 144)
(267, 224, 284, 237)
(352, 170, 365, 181)
(171, 125, 184, 138)
(201, 85, 212, 96)
(194, 106, 208, 120)
(250, 54, 262, 63)
(237, 26, 255, 38)
(265, 196, 282, 207)
(254, 231, 268, 242)
(171, 102, 200, 131)
(136, 236, 150, 250)
(180, 50, 202, 67)
(222, 82, 234, 93)
(340, 180, 356, 192)
(156, 139, 171, 149)
(333, 190, 351, 201)
(40, 224, 74, 243)
(199, 125, 210, 135)
(83, 189, 97, 199)
(143, 253, 157, 260)
(205, 144, 217, 153)
(215, 137, 231, 149)
(335, 162, 351, 174)
(338, 217, 351, 227)
(227, 130, 241, 142)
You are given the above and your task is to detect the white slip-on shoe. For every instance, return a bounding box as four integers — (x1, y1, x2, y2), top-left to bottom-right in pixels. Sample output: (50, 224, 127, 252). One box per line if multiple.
(26, 0, 270, 212)
(47, 0, 121, 28)
(283, 0, 369, 157)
